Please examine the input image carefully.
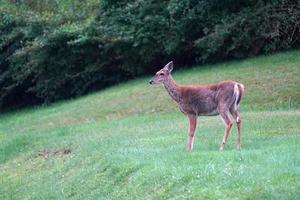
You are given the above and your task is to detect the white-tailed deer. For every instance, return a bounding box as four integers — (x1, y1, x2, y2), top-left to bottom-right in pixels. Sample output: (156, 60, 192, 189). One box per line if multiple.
(149, 61, 244, 151)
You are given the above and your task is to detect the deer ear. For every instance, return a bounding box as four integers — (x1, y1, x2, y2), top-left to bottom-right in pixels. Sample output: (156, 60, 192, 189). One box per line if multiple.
(164, 61, 174, 72)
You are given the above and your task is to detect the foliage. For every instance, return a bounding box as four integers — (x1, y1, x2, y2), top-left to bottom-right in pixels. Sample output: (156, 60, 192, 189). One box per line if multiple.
(0, 0, 299, 110)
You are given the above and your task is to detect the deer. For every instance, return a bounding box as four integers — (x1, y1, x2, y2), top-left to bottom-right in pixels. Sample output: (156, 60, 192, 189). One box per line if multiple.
(149, 61, 244, 151)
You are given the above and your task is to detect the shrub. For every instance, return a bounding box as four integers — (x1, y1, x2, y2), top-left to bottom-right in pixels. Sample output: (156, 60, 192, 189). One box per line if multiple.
(0, 0, 299, 110)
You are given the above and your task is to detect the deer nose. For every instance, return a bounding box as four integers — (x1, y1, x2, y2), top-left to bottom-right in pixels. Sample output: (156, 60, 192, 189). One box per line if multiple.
(149, 80, 154, 84)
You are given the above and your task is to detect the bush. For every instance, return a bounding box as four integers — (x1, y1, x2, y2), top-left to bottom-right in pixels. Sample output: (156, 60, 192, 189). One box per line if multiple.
(0, 0, 299, 110)
(194, 1, 300, 62)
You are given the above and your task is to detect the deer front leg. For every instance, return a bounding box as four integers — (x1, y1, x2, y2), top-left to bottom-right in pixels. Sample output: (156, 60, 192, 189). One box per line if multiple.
(187, 114, 197, 151)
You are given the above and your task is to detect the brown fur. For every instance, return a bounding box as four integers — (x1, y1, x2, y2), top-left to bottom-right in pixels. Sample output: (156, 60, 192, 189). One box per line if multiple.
(149, 61, 244, 151)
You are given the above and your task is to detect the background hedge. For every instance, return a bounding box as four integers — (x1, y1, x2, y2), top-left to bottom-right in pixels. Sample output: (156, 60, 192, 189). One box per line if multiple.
(0, 0, 299, 110)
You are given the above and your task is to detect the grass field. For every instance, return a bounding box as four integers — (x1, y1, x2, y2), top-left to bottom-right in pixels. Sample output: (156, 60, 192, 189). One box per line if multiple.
(1, 51, 300, 199)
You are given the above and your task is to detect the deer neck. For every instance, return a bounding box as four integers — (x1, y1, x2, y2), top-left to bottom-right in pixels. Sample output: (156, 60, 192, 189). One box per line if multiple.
(163, 75, 181, 102)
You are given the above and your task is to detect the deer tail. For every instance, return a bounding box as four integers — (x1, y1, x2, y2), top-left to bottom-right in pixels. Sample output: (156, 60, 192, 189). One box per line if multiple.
(233, 83, 244, 111)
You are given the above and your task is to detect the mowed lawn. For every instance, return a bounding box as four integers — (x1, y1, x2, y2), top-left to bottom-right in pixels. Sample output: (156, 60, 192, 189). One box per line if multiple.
(0, 51, 300, 199)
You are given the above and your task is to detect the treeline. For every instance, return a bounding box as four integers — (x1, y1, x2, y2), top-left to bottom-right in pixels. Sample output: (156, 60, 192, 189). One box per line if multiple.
(0, 0, 299, 110)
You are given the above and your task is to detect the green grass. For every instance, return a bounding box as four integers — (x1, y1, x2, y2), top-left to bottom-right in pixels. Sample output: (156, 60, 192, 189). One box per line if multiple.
(1, 51, 300, 199)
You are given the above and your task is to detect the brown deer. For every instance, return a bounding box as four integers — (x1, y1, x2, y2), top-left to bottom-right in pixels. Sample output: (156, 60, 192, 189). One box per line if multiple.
(149, 61, 244, 151)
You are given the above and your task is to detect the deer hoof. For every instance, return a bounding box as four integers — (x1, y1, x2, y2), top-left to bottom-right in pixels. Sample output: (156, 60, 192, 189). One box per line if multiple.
(186, 144, 190, 151)
(236, 144, 241, 150)
(186, 144, 193, 151)
(220, 143, 225, 151)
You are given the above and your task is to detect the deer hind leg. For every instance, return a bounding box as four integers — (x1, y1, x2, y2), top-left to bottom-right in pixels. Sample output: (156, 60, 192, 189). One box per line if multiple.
(229, 106, 241, 150)
(219, 110, 233, 151)
(187, 114, 197, 151)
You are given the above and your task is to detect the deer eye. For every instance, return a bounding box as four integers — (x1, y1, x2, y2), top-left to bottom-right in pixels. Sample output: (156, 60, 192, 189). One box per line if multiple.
(159, 73, 164, 76)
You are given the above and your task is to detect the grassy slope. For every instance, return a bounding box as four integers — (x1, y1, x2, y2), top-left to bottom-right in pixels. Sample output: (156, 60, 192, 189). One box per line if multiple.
(0, 51, 300, 199)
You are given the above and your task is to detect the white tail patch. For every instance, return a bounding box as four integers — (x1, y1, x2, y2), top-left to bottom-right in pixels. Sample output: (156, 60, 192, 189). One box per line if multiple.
(240, 83, 245, 92)
(233, 84, 239, 111)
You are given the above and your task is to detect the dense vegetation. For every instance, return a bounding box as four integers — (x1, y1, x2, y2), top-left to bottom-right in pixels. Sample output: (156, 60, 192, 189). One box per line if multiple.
(1, 52, 299, 199)
(0, 0, 299, 109)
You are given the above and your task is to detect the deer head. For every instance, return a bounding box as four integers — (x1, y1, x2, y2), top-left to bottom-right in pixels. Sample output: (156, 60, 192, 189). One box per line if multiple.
(149, 61, 174, 85)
